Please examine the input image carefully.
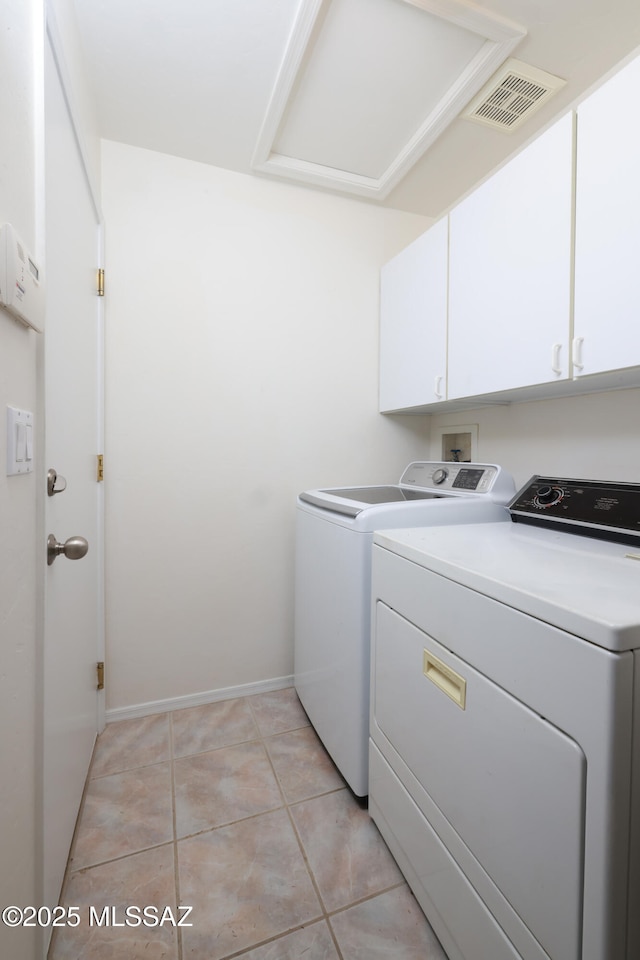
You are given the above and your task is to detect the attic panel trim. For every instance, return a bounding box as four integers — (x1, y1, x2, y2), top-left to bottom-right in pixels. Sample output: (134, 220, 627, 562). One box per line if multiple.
(251, 0, 526, 199)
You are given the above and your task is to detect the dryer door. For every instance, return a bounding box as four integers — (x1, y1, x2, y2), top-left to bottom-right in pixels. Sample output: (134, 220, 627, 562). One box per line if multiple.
(373, 601, 586, 960)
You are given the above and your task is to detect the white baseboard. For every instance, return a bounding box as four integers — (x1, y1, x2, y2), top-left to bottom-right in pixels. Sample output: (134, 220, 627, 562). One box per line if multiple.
(105, 674, 295, 724)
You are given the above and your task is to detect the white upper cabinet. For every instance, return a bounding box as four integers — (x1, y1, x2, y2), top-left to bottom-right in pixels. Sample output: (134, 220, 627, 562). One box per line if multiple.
(379, 217, 448, 412)
(574, 55, 640, 377)
(378, 51, 640, 414)
(447, 112, 574, 399)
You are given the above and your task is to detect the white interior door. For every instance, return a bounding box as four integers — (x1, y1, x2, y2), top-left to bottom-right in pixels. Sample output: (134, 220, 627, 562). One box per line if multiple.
(43, 29, 104, 921)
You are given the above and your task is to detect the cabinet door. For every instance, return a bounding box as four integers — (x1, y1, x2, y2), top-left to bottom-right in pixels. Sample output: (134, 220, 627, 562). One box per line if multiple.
(574, 55, 640, 376)
(379, 218, 448, 412)
(448, 113, 573, 399)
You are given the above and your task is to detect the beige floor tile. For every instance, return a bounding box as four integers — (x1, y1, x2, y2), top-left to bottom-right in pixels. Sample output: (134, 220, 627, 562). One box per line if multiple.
(91, 713, 170, 778)
(178, 808, 322, 960)
(291, 789, 404, 912)
(330, 885, 447, 960)
(50, 844, 178, 960)
(235, 921, 340, 959)
(171, 698, 258, 758)
(174, 740, 282, 837)
(249, 688, 310, 737)
(266, 726, 344, 803)
(71, 763, 173, 870)
(54, 689, 444, 960)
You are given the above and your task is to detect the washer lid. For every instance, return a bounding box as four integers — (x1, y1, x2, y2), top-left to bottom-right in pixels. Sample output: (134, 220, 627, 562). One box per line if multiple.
(299, 485, 440, 516)
(299, 462, 513, 516)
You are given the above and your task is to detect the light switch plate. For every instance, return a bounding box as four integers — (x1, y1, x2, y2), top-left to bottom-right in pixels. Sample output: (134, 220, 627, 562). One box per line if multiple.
(6, 406, 34, 475)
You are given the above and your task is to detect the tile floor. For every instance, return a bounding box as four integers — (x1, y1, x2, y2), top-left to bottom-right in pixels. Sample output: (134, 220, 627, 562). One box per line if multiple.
(49, 687, 448, 960)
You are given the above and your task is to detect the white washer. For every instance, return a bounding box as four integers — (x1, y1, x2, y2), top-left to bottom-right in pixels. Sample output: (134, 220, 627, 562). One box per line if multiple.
(370, 476, 640, 960)
(294, 461, 514, 797)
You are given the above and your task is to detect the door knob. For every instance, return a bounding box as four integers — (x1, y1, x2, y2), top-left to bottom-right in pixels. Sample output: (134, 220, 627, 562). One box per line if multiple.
(47, 534, 89, 566)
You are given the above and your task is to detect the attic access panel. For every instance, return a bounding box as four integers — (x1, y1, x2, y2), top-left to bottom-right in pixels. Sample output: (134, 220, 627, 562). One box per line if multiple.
(252, 0, 526, 199)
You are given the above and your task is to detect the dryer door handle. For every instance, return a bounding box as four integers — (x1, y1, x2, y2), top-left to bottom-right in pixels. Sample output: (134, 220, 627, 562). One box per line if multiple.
(423, 650, 466, 710)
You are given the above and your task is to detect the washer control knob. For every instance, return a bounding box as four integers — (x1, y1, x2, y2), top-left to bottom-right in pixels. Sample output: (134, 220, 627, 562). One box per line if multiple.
(432, 468, 449, 485)
(535, 484, 563, 507)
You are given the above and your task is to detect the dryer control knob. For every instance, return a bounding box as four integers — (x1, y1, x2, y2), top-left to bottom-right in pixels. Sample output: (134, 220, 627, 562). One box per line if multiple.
(432, 468, 449, 485)
(535, 485, 563, 506)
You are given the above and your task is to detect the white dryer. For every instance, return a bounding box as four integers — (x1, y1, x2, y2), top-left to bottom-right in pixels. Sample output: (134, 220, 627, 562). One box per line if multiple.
(370, 476, 640, 960)
(294, 461, 514, 797)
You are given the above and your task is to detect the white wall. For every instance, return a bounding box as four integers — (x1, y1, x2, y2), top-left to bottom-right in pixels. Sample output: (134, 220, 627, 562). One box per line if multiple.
(429, 387, 640, 490)
(101, 140, 431, 712)
(0, 2, 41, 957)
(0, 321, 39, 960)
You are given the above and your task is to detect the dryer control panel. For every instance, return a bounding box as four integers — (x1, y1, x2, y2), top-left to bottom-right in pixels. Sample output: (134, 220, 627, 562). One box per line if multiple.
(509, 476, 640, 544)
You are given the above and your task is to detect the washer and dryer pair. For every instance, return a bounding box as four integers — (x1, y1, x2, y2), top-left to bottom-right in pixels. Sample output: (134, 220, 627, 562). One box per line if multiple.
(293, 461, 515, 797)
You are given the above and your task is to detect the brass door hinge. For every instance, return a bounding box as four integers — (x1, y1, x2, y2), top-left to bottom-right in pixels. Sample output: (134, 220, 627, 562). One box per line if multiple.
(97, 661, 105, 690)
(97, 268, 105, 297)
(97, 454, 104, 482)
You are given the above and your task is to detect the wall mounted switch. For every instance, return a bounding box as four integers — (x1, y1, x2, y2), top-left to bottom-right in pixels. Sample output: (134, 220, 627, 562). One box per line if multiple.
(6, 406, 34, 475)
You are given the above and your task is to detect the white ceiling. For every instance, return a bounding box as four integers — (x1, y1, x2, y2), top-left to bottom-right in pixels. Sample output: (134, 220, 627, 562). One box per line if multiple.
(71, 0, 640, 219)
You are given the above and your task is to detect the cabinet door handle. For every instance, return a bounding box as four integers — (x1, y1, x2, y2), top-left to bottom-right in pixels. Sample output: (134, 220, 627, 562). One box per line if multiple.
(423, 650, 466, 709)
(551, 343, 562, 375)
(434, 375, 444, 399)
(572, 337, 584, 371)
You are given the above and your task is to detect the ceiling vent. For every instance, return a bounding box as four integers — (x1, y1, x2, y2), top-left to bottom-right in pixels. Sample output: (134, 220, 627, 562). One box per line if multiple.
(462, 59, 566, 132)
